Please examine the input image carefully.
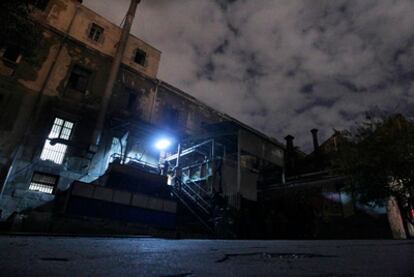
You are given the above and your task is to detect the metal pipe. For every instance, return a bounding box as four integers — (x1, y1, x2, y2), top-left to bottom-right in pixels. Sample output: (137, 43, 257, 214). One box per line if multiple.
(165, 139, 214, 162)
(91, 0, 141, 147)
(175, 143, 181, 168)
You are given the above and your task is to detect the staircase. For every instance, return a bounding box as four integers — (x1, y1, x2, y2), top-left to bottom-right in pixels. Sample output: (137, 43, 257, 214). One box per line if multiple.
(172, 182, 214, 234)
(165, 138, 225, 236)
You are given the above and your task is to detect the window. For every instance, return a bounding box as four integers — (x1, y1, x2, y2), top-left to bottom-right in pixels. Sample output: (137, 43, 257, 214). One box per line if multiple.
(134, 49, 147, 66)
(164, 106, 179, 127)
(40, 118, 74, 164)
(33, 0, 49, 11)
(127, 89, 138, 111)
(67, 65, 91, 93)
(29, 172, 58, 194)
(2, 47, 21, 63)
(88, 23, 104, 42)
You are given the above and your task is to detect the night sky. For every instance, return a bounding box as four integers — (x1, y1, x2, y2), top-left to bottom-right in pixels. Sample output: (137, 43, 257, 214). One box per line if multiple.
(84, 0, 414, 151)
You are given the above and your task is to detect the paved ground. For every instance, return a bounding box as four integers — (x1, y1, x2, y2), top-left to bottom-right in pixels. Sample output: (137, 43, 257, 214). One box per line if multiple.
(0, 236, 413, 276)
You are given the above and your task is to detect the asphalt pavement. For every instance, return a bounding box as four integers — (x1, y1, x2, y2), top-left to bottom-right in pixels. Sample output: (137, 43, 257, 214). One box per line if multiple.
(0, 236, 413, 276)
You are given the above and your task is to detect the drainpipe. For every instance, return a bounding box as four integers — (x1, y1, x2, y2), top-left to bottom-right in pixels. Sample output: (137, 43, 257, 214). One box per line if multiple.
(91, 0, 141, 148)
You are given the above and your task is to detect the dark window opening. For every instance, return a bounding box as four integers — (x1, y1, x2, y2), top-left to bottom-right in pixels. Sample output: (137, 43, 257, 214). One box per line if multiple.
(0, 94, 4, 106)
(164, 106, 179, 127)
(88, 23, 104, 42)
(127, 91, 138, 110)
(134, 49, 147, 66)
(2, 47, 21, 63)
(67, 65, 91, 93)
(28, 172, 59, 194)
(33, 0, 50, 11)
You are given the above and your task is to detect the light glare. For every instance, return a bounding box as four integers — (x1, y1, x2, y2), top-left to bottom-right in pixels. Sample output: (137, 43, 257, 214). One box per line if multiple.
(155, 139, 171, 150)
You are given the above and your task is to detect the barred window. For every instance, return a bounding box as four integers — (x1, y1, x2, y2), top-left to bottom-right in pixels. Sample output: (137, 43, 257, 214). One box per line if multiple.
(40, 118, 74, 164)
(29, 172, 58, 194)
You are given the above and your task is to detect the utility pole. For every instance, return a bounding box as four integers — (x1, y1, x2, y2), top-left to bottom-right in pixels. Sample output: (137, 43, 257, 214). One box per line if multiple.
(91, 0, 141, 148)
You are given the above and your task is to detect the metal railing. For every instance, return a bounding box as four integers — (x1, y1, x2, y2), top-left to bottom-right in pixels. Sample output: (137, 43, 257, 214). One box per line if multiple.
(109, 153, 159, 171)
(171, 185, 214, 233)
(179, 180, 211, 215)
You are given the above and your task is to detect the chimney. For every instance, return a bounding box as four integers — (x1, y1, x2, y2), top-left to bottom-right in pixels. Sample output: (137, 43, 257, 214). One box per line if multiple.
(311, 128, 319, 152)
(284, 135, 295, 175)
(284, 135, 295, 151)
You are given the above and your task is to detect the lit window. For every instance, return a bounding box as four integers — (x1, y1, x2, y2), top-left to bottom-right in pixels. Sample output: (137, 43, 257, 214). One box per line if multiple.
(29, 172, 58, 194)
(67, 65, 91, 93)
(134, 49, 147, 66)
(40, 118, 74, 164)
(88, 23, 104, 42)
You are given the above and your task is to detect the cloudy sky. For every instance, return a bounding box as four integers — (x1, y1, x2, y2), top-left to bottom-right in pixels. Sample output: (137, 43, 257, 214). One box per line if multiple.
(84, 0, 414, 151)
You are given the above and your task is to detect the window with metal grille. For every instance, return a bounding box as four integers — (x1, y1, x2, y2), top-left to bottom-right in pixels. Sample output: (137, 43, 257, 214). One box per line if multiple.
(67, 65, 91, 93)
(29, 172, 58, 194)
(134, 49, 147, 66)
(40, 118, 74, 164)
(88, 23, 104, 42)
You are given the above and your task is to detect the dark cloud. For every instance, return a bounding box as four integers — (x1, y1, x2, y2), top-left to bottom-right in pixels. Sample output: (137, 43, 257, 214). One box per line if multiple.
(84, 0, 414, 152)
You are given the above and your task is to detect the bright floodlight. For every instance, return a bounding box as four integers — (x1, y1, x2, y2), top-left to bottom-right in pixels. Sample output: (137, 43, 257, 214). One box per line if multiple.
(155, 138, 172, 150)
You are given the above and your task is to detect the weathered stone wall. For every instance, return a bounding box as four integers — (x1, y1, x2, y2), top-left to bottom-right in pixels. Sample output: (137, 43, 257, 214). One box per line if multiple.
(35, 0, 161, 78)
(151, 84, 224, 135)
(0, 0, 285, 223)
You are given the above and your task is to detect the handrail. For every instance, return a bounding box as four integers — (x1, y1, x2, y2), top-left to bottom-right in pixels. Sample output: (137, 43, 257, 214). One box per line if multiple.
(181, 185, 210, 213)
(165, 139, 214, 161)
(171, 188, 214, 233)
(110, 153, 159, 169)
(181, 160, 211, 171)
(182, 172, 210, 196)
(180, 185, 211, 215)
(180, 181, 211, 211)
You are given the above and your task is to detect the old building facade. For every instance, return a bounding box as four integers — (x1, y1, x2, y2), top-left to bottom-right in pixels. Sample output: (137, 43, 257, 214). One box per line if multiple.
(0, 0, 285, 236)
(1, 0, 409, 240)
